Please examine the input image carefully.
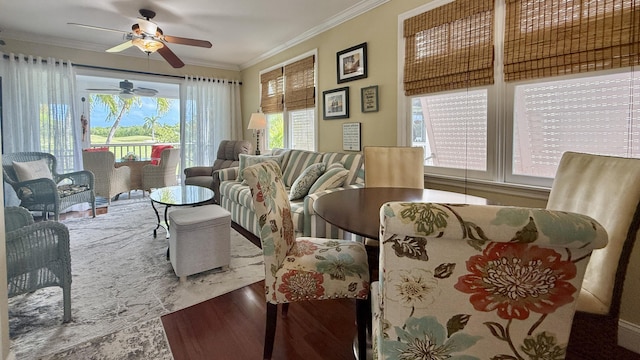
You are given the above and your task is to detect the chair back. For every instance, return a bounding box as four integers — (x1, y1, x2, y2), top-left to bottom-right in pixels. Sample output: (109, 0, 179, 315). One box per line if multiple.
(374, 201, 607, 359)
(364, 146, 424, 189)
(2, 152, 57, 186)
(212, 140, 252, 171)
(4, 206, 35, 232)
(547, 151, 640, 317)
(159, 148, 180, 170)
(242, 161, 295, 293)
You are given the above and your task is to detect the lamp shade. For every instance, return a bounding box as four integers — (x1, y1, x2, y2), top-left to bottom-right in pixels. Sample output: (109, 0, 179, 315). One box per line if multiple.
(247, 112, 267, 130)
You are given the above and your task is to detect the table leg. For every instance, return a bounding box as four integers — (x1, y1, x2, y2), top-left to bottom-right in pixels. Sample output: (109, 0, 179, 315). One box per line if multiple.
(151, 200, 161, 238)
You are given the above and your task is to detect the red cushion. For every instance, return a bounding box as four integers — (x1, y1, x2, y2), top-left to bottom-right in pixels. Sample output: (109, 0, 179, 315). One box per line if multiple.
(84, 147, 109, 152)
(150, 145, 173, 165)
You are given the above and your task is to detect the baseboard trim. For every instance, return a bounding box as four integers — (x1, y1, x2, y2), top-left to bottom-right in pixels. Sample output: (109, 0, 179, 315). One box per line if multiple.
(619, 320, 640, 354)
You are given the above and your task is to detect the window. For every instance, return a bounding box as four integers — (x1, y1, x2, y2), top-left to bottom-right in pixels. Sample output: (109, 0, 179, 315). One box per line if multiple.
(401, 0, 640, 187)
(260, 52, 317, 151)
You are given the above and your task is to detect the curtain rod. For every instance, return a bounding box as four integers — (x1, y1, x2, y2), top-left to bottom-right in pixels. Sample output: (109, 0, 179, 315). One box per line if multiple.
(1, 54, 242, 85)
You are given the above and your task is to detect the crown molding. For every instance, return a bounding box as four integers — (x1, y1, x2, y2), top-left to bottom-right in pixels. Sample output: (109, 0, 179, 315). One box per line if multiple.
(2, 30, 241, 71)
(239, 0, 389, 70)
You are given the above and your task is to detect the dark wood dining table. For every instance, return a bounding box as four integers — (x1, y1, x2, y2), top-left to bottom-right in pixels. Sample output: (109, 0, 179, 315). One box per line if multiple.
(313, 187, 489, 240)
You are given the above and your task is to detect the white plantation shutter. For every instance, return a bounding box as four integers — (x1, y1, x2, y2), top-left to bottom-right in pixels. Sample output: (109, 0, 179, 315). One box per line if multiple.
(513, 71, 640, 178)
(289, 109, 315, 151)
(418, 89, 487, 171)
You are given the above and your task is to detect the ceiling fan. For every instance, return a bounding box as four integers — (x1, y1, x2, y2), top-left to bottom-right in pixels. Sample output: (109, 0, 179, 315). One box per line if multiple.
(68, 9, 212, 68)
(86, 80, 158, 97)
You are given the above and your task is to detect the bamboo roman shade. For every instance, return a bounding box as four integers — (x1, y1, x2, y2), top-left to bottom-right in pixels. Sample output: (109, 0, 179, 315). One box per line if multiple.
(504, 0, 640, 82)
(260, 68, 284, 113)
(403, 0, 495, 96)
(284, 55, 315, 111)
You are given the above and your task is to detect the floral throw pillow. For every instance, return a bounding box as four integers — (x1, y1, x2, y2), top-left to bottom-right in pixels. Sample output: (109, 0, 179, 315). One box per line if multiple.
(236, 154, 282, 184)
(288, 163, 325, 200)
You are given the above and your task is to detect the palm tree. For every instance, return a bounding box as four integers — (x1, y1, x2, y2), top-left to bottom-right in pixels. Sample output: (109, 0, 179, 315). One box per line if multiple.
(143, 115, 160, 141)
(143, 98, 172, 142)
(90, 95, 142, 144)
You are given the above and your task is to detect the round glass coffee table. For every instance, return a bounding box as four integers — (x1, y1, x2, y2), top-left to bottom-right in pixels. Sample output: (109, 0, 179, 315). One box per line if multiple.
(149, 185, 214, 238)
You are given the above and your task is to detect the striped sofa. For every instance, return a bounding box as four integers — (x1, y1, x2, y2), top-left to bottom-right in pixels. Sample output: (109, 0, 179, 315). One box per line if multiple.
(218, 149, 364, 239)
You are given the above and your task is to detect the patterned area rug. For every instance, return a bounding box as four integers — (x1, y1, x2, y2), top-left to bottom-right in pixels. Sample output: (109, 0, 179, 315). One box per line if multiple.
(8, 195, 264, 359)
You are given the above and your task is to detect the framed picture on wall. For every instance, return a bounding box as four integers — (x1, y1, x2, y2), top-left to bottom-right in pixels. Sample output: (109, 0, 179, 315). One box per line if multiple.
(336, 43, 367, 83)
(323, 87, 350, 119)
(361, 85, 379, 113)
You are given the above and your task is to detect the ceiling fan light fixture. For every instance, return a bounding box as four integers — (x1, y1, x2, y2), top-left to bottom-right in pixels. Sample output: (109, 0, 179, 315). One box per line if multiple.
(132, 38, 164, 53)
(138, 19, 157, 35)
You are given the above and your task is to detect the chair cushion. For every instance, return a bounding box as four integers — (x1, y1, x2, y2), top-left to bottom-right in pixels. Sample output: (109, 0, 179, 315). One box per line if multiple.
(83, 147, 109, 152)
(289, 163, 325, 200)
(13, 160, 53, 181)
(272, 237, 369, 303)
(150, 145, 173, 165)
(57, 184, 90, 198)
(309, 166, 349, 194)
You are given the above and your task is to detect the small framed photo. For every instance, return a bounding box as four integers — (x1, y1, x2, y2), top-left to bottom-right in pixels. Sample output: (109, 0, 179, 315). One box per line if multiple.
(323, 87, 350, 119)
(361, 85, 379, 113)
(343, 122, 361, 151)
(337, 42, 367, 83)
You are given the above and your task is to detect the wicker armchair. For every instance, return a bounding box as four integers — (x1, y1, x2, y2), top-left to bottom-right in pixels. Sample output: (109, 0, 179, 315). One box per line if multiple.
(82, 150, 131, 203)
(4, 206, 72, 322)
(142, 148, 180, 192)
(2, 152, 96, 221)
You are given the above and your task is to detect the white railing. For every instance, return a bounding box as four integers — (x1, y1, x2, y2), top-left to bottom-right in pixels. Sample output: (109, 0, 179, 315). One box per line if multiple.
(88, 143, 180, 161)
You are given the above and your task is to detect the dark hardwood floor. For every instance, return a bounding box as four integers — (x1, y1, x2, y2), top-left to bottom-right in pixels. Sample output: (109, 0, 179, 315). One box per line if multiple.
(161, 278, 640, 360)
(162, 280, 358, 360)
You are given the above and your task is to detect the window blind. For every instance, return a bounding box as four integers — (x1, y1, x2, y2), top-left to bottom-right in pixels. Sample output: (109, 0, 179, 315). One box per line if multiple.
(403, 0, 495, 96)
(504, 0, 640, 82)
(260, 67, 284, 113)
(284, 55, 315, 111)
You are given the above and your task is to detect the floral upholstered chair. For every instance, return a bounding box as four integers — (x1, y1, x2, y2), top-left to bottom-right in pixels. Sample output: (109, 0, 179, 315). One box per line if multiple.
(372, 202, 608, 360)
(242, 161, 370, 360)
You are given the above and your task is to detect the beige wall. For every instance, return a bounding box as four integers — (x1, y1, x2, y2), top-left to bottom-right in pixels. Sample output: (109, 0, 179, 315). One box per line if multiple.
(239, 0, 640, 328)
(240, 0, 429, 151)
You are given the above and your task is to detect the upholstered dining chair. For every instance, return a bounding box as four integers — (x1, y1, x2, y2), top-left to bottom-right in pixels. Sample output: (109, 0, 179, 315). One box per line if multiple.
(546, 151, 640, 358)
(142, 148, 180, 193)
(242, 161, 370, 360)
(2, 152, 96, 221)
(364, 146, 425, 189)
(82, 150, 131, 203)
(4, 206, 72, 322)
(372, 201, 608, 359)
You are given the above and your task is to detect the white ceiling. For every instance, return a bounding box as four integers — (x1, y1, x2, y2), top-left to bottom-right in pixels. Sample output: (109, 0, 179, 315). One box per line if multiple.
(0, 0, 386, 70)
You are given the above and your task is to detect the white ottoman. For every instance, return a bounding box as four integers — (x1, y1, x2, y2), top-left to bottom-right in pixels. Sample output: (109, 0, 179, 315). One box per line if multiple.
(168, 204, 231, 281)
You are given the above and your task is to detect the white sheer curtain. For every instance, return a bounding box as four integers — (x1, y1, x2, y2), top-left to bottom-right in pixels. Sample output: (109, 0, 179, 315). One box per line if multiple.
(181, 76, 242, 172)
(0, 52, 82, 172)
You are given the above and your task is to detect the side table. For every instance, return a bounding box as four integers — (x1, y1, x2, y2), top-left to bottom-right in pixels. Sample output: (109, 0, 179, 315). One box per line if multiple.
(115, 159, 152, 193)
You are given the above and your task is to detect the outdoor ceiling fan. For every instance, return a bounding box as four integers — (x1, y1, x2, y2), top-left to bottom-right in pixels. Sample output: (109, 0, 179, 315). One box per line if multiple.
(86, 80, 158, 97)
(68, 9, 212, 68)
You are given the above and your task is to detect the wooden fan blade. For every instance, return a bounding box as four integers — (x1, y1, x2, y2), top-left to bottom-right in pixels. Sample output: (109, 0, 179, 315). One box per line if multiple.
(106, 41, 133, 53)
(67, 23, 129, 34)
(157, 45, 185, 68)
(163, 35, 212, 48)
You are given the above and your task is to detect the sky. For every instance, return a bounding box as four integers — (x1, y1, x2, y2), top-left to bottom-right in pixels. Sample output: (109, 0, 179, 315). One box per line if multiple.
(88, 97, 180, 128)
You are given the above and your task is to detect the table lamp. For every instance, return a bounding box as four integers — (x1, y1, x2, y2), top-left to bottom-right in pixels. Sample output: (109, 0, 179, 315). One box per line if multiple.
(247, 112, 267, 155)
